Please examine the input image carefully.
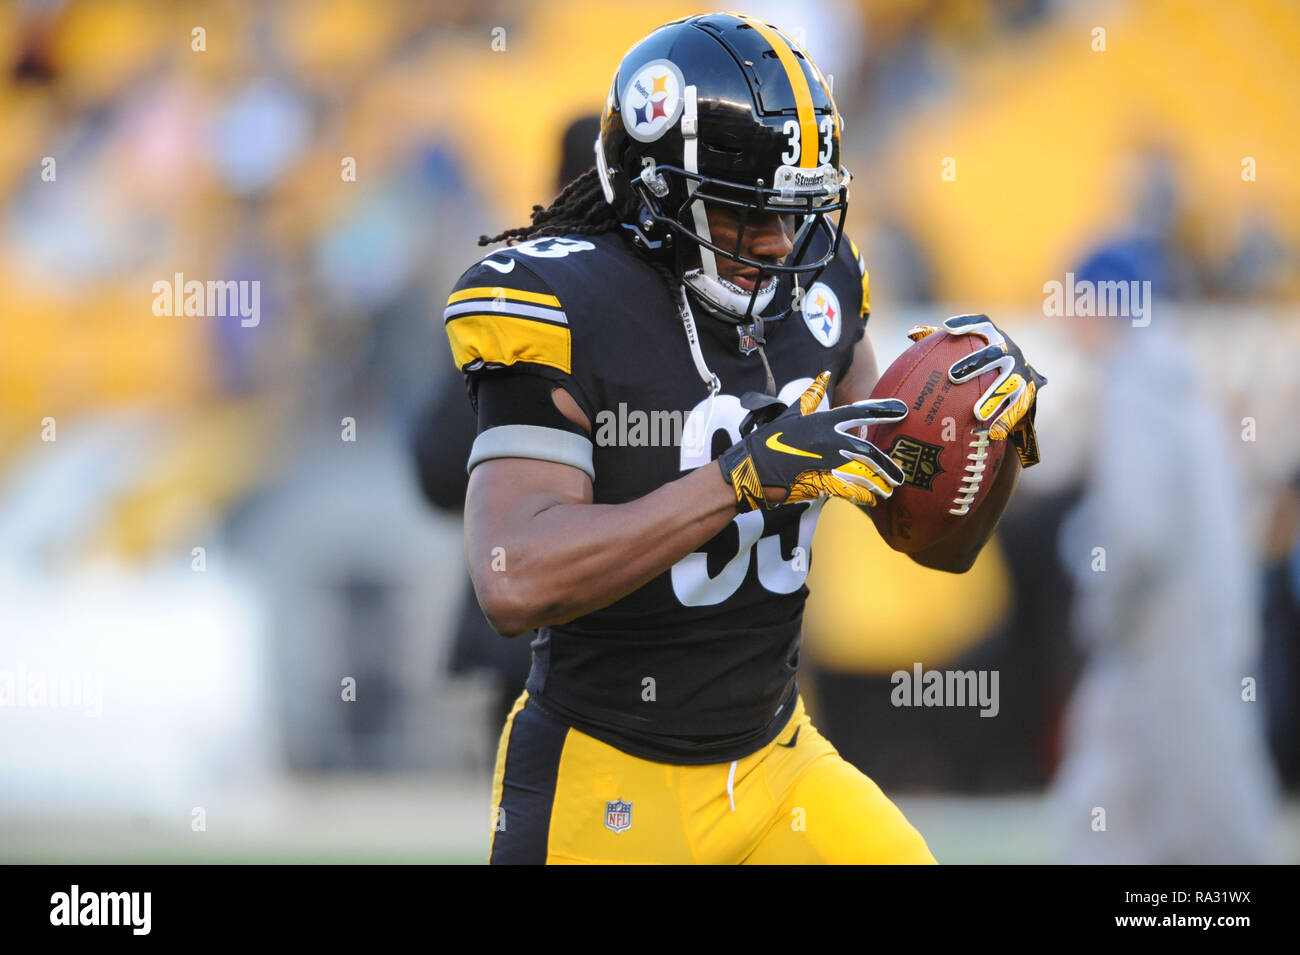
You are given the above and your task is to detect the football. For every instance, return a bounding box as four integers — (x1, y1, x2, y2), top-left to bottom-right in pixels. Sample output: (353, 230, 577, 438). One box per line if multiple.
(865, 331, 1009, 553)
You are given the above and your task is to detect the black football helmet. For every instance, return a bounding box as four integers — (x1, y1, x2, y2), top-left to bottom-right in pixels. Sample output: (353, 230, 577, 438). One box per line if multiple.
(596, 12, 849, 326)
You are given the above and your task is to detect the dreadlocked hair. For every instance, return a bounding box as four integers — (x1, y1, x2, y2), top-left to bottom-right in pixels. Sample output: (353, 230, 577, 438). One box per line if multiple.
(477, 169, 730, 379)
(478, 167, 623, 247)
(478, 167, 689, 320)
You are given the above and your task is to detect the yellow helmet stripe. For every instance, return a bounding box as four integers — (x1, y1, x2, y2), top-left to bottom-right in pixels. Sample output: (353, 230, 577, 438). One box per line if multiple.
(775, 26, 840, 145)
(733, 14, 818, 169)
(447, 286, 561, 308)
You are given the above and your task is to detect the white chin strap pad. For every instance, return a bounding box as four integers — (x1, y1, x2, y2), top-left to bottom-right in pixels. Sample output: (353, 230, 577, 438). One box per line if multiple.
(683, 268, 778, 319)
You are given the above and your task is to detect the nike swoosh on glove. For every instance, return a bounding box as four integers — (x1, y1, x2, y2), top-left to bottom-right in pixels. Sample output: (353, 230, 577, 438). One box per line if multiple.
(718, 371, 909, 512)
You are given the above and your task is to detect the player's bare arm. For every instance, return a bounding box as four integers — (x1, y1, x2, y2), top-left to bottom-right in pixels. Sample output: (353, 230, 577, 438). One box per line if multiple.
(458, 208, 755, 638)
(468, 368, 905, 635)
(831, 331, 883, 407)
(465, 451, 737, 638)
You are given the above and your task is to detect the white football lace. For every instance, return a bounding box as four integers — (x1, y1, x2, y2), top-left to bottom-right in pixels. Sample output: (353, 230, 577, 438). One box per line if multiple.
(950, 429, 991, 516)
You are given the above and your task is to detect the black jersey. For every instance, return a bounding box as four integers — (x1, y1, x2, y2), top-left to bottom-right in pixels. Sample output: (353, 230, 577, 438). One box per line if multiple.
(443, 226, 872, 763)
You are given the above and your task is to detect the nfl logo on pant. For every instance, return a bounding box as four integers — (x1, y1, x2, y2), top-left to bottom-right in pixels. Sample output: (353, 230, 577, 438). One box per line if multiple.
(605, 800, 633, 833)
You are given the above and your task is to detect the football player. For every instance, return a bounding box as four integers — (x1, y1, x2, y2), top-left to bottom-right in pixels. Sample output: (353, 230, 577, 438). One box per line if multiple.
(442, 13, 1043, 863)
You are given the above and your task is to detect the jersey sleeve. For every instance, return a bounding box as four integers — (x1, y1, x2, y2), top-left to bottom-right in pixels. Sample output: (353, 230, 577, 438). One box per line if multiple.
(442, 256, 596, 480)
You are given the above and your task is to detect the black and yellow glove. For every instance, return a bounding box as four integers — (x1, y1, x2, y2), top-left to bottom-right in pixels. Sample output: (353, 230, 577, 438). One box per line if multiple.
(907, 314, 1046, 467)
(718, 372, 909, 512)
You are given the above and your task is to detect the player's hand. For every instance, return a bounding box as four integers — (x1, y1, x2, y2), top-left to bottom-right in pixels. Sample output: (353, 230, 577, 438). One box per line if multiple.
(906, 314, 1046, 467)
(718, 371, 908, 512)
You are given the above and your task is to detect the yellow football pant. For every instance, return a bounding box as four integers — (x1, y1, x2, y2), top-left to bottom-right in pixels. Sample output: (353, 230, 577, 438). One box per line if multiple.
(488, 691, 936, 864)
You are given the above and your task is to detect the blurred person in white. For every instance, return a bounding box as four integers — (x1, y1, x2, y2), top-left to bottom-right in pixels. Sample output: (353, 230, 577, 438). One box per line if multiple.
(1050, 247, 1281, 862)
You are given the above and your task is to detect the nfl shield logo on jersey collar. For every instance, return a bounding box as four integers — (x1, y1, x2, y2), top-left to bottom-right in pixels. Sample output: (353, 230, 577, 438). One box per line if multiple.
(737, 315, 769, 356)
(737, 324, 760, 355)
(605, 799, 633, 833)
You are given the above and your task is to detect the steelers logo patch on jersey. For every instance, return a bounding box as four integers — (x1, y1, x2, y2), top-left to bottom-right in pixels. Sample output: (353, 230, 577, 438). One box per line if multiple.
(801, 282, 842, 347)
(622, 59, 686, 143)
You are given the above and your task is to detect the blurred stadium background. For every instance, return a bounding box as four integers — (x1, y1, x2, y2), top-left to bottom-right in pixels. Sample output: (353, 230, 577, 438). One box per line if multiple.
(1, 0, 1297, 863)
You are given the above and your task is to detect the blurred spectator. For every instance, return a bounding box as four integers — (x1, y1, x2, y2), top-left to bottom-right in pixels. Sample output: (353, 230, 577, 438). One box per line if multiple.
(11, 2, 58, 85)
(1262, 474, 1300, 788)
(557, 115, 600, 188)
(1050, 311, 1281, 863)
(1074, 148, 1200, 302)
(1217, 211, 1291, 301)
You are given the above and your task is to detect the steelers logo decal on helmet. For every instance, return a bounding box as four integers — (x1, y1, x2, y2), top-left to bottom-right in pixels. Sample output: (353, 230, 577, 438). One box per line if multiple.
(801, 282, 842, 347)
(622, 59, 686, 143)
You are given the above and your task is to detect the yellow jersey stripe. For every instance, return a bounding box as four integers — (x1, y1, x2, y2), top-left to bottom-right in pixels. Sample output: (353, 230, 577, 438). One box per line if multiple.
(736, 15, 818, 169)
(489, 691, 529, 860)
(447, 286, 562, 308)
(848, 237, 870, 316)
(447, 313, 572, 375)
